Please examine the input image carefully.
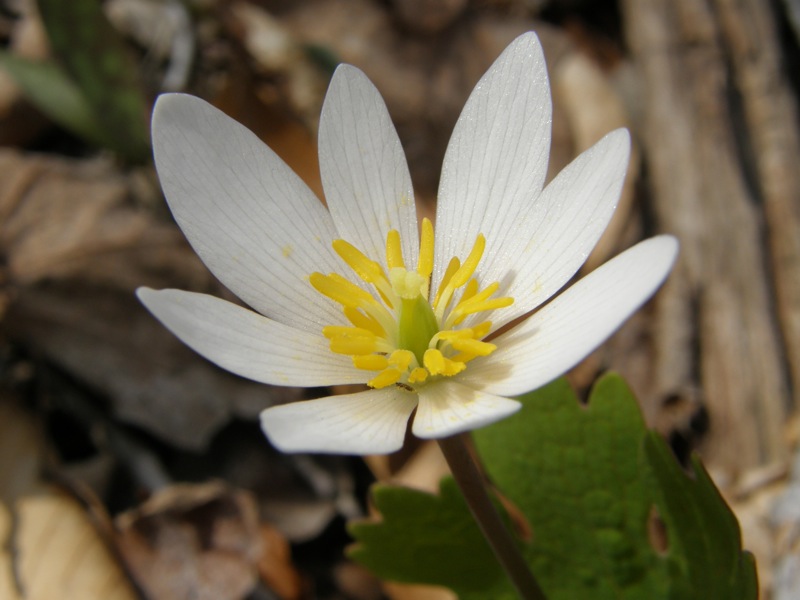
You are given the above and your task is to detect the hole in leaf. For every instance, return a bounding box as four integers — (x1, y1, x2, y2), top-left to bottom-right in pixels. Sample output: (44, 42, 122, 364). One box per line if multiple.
(492, 485, 533, 543)
(647, 505, 669, 555)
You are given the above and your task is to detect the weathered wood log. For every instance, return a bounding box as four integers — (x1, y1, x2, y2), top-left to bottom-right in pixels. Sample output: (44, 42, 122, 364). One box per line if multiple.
(620, 0, 796, 473)
(714, 0, 800, 411)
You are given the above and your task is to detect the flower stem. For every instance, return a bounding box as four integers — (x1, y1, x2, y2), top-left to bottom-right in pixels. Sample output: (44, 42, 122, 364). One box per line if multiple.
(437, 433, 546, 600)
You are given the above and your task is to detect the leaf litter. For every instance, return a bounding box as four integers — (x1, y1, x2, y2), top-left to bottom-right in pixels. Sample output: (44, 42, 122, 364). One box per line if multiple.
(0, 0, 791, 598)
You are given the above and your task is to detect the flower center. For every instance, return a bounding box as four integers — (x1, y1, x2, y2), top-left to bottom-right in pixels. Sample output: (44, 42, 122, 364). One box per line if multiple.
(309, 218, 513, 389)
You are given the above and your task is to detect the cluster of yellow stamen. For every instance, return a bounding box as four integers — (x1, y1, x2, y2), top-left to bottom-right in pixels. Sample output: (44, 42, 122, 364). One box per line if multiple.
(309, 218, 513, 389)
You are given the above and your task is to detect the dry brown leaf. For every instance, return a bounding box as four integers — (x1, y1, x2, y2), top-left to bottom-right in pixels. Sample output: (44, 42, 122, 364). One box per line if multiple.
(390, 0, 468, 34)
(229, 2, 327, 132)
(0, 149, 203, 289)
(257, 523, 304, 600)
(0, 400, 138, 600)
(114, 481, 269, 600)
(383, 582, 456, 600)
(5, 284, 305, 449)
(333, 561, 383, 600)
(0, 149, 304, 449)
(8, 490, 138, 600)
(283, 0, 572, 195)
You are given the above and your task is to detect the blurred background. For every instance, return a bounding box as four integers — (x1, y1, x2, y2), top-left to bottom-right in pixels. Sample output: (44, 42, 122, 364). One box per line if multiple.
(1, 0, 799, 598)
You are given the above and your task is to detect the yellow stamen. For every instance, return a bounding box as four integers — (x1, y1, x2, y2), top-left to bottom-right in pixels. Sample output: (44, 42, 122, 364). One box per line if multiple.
(442, 359, 466, 376)
(457, 281, 500, 309)
(450, 338, 496, 356)
(423, 348, 466, 377)
(344, 307, 386, 337)
(450, 234, 485, 289)
(388, 349, 415, 371)
(310, 272, 376, 308)
(450, 297, 514, 326)
(434, 329, 474, 341)
(323, 326, 392, 355)
(432, 327, 494, 357)
(417, 218, 434, 278)
(460, 278, 479, 304)
(433, 235, 485, 317)
(386, 230, 404, 270)
(408, 368, 429, 384)
(333, 239, 397, 308)
(471, 321, 492, 338)
(369, 368, 403, 388)
(353, 354, 390, 370)
(333, 239, 386, 284)
(329, 336, 379, 355)
(311, 220, 511, 390)
(450, 352, 479, 363)
(434, 257, 461, 308)
(423, 348, 444, 374)
(360, 303, 399, 337)
(322, 325, 373, 339)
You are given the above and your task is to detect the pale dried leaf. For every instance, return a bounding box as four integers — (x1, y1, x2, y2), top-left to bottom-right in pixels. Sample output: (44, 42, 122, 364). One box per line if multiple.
(11, 490, 138, 600)
(115, 482, 263, 600)
(388, 442, 449, 493)
(0, 400, 137, 600)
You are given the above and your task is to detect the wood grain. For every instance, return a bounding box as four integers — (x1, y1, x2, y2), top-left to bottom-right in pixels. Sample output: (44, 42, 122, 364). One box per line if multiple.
(620, 0, 794, 472)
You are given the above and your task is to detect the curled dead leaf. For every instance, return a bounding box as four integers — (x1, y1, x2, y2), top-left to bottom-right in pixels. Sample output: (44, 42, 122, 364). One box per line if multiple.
(115, 481, 277, 600)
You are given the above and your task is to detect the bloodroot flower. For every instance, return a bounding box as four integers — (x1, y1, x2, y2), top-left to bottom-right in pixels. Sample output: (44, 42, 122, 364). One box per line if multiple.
(138, 33, 677, 455)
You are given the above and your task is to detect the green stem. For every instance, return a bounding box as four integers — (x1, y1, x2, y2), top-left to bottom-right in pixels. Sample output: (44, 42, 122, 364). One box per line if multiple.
(437, 433, 547, 600)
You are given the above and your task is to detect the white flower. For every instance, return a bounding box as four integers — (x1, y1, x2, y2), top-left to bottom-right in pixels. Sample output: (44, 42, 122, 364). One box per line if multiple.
(137, 33, 677, 455)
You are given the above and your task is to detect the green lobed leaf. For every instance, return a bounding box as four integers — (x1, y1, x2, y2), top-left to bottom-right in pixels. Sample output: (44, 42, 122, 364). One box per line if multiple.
(349, 375, 757, 599)
(36, 0, 150, 162)
(348, 477, 509, 596)
(643, 432, 758, 599)
(473, 375, 668, 599)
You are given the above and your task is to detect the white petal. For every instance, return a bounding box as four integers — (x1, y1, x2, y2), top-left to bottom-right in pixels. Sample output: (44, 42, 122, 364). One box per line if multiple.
(433, 32, 552, 291)
(152, 93, 346, 333)
(137, 287, 368, 387)
(461, 236, 678, 396)
(319, 65, 418, 267)
(485, 130, 631, 328)
(260, 388, 417, 454)
(412, 381, 521, 439)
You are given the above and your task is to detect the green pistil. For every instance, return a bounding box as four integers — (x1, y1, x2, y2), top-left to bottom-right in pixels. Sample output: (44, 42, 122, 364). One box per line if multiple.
(398, 294, 439, 366)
